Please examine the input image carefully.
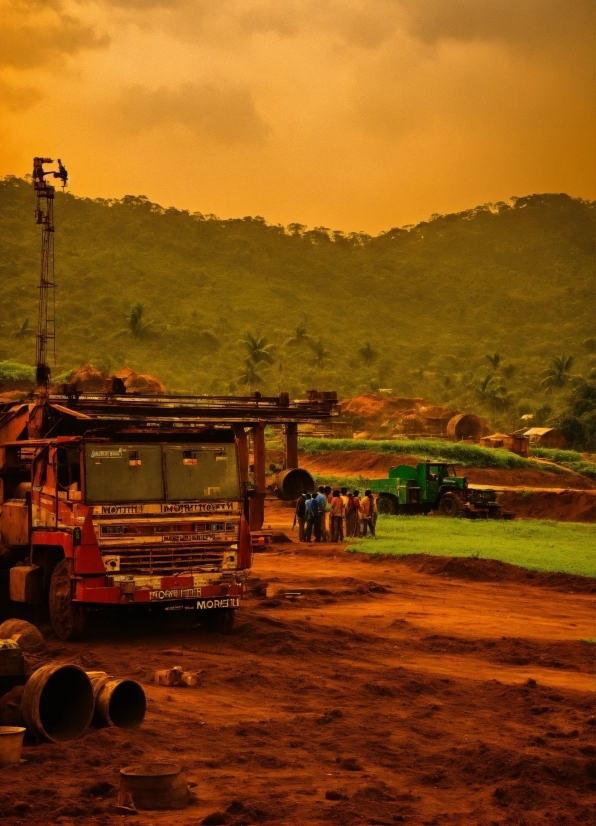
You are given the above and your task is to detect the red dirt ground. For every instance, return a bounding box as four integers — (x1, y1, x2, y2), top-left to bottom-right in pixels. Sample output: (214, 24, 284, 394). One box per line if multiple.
(1, 512, 594, 826)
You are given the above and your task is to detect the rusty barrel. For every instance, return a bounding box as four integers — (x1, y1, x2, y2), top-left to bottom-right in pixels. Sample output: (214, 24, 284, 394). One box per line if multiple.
(119, 763, 188, 810)
(88, 673, 146, 730)
(272, 468, 315, 501)
(21, 664, 94, 742)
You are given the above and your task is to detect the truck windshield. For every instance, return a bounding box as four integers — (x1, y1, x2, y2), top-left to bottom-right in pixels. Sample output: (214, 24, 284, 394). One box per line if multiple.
(84, 443, 240, 503)
(163, 444, 239, 501)
(85, 444, 163, 503)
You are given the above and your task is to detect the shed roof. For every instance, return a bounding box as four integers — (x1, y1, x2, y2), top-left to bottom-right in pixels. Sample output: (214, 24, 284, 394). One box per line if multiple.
(523, 427, 558, 436)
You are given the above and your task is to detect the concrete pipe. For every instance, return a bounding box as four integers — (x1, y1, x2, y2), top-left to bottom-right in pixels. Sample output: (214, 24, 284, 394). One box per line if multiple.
(0, 620, 45, 653)
(271, 468, 315, 501)
(88, 673, 146, 730)
(21, 664, 94, 742)
(446, 413, 487, 442)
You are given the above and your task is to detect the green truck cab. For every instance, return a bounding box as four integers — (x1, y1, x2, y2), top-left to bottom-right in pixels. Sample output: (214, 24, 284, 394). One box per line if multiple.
(369, 461, 512, 519)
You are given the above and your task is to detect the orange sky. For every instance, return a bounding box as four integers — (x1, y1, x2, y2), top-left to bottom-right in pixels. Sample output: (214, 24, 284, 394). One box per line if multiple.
(1, 0, 594, 233)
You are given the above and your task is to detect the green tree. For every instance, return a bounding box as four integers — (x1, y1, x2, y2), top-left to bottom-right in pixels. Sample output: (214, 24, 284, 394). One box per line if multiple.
(485, 352, 500, 370)
(240, 333, 275, 365)
(358, 342, 378, 365)
(540, 355, 574, 390)
(310, 338, 331, 368)
(284, 322, 311, 348)
(237, 359, 262, 390)
(128, 303, 151, 338)
(475, 374, 510, 411)
(14, 318, 31, 339)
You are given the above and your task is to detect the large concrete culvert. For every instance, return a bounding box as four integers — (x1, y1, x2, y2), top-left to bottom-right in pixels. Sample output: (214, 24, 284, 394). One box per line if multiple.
(446, 413, 486, 442)
(271, 468, 316, 500)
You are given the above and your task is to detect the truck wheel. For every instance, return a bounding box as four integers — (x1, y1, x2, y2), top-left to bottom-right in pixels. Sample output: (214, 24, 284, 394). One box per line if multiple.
(49, 559, 86, 641)
(376, 495, 398, 515)
(201, 608, 235, 635)
(439, 493, 462, 518)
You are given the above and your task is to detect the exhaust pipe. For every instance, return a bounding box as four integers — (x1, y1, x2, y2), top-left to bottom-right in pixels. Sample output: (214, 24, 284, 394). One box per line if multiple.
(21, 664, 94, 742)
(271, 468, 315, 501)
(88, 672, 146, 730)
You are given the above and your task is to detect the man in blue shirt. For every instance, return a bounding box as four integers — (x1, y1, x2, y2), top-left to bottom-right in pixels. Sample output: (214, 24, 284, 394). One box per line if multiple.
(304, 493, 321, 542)
(316, 486, 328, 541)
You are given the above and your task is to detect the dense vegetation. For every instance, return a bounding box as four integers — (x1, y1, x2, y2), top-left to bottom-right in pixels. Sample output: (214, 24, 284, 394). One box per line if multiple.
(350, 517, 596, 578)
(299, 437, 583, 475)
(0, 176, 594, 446)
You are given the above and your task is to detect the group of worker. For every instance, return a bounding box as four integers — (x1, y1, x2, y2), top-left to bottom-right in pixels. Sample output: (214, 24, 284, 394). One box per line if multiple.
(293, 485, 377, 543)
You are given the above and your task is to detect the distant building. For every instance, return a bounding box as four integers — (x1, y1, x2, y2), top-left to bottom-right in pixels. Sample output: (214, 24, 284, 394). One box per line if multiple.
(480, 433, 530, 457)
(523, 428, 568, 450)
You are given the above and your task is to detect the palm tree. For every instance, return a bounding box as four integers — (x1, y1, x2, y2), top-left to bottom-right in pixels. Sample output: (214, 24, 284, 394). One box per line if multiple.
(485, 352, 500, 371)
(240, 333, 275, 365)
(310, 338, 331, 368)
(14, 318, 31, 339)
(358, 342, 378, 365)
(540, 355, 574, 390)
(284, 322, 311, 348)
(237, 358, 262, 390)
(128, 303, 151, 338)
(475, 374, 510, 411)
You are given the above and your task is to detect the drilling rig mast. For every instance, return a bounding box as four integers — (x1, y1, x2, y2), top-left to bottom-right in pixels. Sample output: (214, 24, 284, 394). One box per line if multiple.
(32, 157, 67, 388)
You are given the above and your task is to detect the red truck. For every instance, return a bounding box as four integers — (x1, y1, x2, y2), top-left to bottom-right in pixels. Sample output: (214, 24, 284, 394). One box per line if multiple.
(0, 390, 336, 640)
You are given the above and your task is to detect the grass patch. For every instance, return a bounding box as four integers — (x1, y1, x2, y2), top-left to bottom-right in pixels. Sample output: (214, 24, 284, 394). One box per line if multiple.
(301, 437, 569, 475)
(348, 515, 596, 578)
(311, 474, 369, 491)
(530, 447, 596, 479)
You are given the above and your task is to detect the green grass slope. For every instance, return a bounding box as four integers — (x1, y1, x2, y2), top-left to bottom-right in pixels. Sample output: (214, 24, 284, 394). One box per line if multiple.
(350, 516, 596, 577)
(1, 177, 594, 442)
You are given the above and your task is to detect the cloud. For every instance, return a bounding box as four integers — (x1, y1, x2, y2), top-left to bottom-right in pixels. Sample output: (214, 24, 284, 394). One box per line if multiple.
(0, 0, 109, 70)
(0, 79, 38, 112)
(115, 82, 270, 144)
(398, 0, 594, 53)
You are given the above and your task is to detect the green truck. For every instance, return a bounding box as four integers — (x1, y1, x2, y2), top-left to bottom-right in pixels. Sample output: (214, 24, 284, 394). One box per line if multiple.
(368, 461, 514, 519)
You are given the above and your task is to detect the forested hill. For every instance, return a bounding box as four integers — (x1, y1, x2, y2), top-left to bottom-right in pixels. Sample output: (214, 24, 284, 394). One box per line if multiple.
(0, 176, 594, 438)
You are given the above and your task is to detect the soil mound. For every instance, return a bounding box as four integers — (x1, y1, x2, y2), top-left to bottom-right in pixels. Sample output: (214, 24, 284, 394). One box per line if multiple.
(65, 364, 105, 392)
(396, 553, 596, 592)
(499, 489, 596, 522)
(342, 392, 462, 438)
(115, 367, 166, 395)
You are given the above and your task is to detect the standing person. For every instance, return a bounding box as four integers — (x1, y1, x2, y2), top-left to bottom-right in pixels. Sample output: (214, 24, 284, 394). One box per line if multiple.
(352, 489, 361, 537)
(361, 489, 377, 538)
(340, 487, 349, 537)
(316, 486, 328, 541)
(330, 489, 345, 542)
(305, 493, 321, 542)
(293, 492, 307, 541)
(345, 492, 356, 537)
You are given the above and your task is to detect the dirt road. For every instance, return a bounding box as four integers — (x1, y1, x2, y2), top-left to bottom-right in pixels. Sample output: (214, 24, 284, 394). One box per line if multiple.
(2, 526, 594, 826)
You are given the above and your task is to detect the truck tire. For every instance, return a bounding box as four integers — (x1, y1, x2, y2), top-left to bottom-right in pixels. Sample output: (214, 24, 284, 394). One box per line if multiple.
(49, 559, 86, 641)
(201, 608, 235, 635)
(439, 493, 462, 518)
(376, 494, 398, 515)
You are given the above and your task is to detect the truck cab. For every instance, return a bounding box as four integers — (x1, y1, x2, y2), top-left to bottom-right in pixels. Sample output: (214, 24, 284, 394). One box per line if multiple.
(1, 430, 252, 639)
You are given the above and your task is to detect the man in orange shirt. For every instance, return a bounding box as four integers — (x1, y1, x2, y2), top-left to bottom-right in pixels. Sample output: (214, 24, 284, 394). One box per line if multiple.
(360, 489, 377, 538)
(330, 489, 346, 542)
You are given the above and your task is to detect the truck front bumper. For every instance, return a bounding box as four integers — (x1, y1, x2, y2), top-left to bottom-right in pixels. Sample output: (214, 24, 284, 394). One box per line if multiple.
(74, 577, 243, 605)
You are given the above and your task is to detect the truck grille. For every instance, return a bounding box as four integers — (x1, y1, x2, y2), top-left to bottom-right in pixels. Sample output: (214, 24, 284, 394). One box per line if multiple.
(107, 545, 227, 575)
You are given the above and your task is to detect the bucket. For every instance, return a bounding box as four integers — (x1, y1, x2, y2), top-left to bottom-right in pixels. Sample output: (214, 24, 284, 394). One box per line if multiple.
(119, 763, 188, 810)
(88, 674, 146, 730)
(0, 726, 25, 768)
(21, 664, 94, 743)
